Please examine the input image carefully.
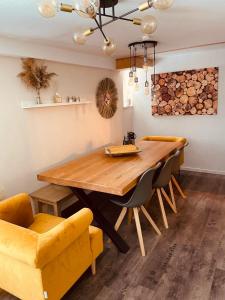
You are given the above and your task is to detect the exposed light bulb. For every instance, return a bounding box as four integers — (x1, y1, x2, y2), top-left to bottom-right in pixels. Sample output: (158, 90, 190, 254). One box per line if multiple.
(141, 15, 157, 35)
(128, 77, 134, 86)
(144, 81, 150, 95)
(153, 0, 174, 10)
(74, 0, 100, 18)
(102, 39, 116, 56)
(73, 32, 86, 45)
(142, 34, 151, 41)
(134, 76, 139, 91)
(128, 70, 134, 86)
(38, 0, 57, 18)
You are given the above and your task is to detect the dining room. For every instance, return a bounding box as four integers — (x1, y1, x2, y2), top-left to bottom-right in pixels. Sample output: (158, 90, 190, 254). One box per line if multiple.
(0, 0, 225, 299)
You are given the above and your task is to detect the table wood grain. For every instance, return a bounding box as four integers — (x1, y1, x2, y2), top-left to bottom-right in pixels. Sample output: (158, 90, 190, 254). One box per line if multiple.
(38, 141, 182, 196)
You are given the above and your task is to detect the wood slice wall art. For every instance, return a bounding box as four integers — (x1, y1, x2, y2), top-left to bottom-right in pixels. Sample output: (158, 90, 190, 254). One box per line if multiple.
(151, 67, 218, 116)
(96, 78, 118, 119)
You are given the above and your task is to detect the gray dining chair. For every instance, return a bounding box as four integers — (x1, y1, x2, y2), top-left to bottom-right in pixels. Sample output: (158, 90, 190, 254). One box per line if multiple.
(109, 163, 162, 257)
(152, 151, 180, 229)
(171, 142, 189, 199)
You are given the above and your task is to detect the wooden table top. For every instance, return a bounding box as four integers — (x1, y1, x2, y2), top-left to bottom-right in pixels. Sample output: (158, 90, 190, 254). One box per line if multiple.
(37, 140, 182, 196)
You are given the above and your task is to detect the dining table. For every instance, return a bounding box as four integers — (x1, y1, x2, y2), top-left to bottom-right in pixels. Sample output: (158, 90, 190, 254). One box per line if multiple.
(37, 140, 182, 253)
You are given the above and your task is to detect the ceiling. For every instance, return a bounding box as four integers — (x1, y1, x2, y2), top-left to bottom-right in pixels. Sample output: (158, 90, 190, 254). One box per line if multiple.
(0, 0, 225, 58)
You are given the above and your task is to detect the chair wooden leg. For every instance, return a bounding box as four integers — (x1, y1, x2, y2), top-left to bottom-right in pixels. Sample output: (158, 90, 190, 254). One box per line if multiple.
(133, 207, 146, 257)
(156, 188, 169, 229)
(161, 188, 177, 214)
(91, 260, 96, 275)
(172, 175, 187, 199)
(114, 207, 127, 231)
(169, 180, 177, 212)
(140, 206, 161, 236)
(127, 208, 133, 224)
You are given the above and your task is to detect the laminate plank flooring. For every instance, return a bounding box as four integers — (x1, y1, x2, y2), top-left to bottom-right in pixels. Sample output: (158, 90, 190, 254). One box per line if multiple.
(1, 171, 225, 300)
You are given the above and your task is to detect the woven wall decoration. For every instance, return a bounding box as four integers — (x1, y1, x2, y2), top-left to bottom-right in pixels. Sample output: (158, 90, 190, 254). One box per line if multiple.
(96, 78, 118, 119)
(151, 67, 218, 116)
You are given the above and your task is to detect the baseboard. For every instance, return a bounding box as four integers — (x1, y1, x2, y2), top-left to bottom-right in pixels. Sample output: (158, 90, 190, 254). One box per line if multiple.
(181, 166, 225, 176)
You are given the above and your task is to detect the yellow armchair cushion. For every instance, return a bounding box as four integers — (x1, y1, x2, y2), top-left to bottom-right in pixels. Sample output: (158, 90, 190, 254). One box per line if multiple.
(0, 193, 34, 227)
(29, 213, 64, 234)
(36, 208, 93, 268)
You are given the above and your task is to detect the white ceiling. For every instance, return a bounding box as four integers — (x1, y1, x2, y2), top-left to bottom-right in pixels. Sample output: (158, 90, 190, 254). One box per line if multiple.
(0, 0, 225, 58)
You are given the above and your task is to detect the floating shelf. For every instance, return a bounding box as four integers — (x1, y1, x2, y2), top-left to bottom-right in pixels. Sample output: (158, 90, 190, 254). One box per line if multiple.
(21, 101, 91, 109)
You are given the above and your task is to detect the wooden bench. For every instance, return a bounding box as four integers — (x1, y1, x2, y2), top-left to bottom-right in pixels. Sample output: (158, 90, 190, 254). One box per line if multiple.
(30, 184, 73, 216)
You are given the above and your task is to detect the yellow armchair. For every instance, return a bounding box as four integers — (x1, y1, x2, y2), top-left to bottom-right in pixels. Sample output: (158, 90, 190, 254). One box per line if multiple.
(141, 135, 187, 165)
(0, 193, 103, 300)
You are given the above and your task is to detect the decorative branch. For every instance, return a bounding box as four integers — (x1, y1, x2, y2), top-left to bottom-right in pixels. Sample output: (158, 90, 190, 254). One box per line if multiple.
(17, 58, 57, 104)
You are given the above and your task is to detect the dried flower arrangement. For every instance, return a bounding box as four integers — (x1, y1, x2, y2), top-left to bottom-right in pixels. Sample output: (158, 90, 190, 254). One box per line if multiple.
(18, 58, 57, 104)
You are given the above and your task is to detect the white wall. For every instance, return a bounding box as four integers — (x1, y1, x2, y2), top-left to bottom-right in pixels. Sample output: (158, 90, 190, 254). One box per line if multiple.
(132, 45, 225, 174)
(0, 56, 123, 197)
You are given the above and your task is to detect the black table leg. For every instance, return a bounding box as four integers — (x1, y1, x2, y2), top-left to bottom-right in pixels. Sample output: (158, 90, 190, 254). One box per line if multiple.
(71, 187, 129, 254)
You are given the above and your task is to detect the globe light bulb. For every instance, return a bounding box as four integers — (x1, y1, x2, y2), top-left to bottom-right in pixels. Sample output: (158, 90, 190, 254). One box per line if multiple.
(141, 15, 157, 35)
(74, 0, 99, 18)
(128, 70, 134, 86)
(134, 76, 139, 91)
(38, 0, 57, 18)
(73, 32, 86, 45)
(102, 39, 116, 56)
(153, 0, 174, 10)
(144, 81, 150, 95)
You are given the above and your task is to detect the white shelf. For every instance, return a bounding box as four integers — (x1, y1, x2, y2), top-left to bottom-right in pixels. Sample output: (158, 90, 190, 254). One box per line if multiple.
(21, 101, 91, 109)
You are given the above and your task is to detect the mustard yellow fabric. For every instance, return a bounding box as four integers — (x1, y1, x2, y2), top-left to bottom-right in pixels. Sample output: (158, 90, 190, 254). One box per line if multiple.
(141, 135, 187, 165)
(0, 193, 34, 227)
(0, 194, 103, 300)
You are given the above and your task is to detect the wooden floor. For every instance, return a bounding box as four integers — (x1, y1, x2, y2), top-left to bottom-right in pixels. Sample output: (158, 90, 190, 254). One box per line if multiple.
(1, 171, 225, 300)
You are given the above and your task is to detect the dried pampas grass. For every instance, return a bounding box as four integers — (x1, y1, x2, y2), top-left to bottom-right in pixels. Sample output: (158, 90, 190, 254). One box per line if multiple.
(18, 58, 57, 104)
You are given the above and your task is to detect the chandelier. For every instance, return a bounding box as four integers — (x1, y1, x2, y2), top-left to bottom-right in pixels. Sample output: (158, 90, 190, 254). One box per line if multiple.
(128, 40, 157, 95)
(38, 0, 174, 56)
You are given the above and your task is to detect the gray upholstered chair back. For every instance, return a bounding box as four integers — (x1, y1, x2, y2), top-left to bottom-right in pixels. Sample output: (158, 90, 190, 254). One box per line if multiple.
(125, 162, 161, 208)
(153, 151, 180, 188)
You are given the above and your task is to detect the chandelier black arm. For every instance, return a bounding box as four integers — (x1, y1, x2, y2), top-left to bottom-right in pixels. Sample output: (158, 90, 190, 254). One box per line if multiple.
(92, 7, 140, 32)
(93, 17, 108, 41)
(96, 13, 133, 22)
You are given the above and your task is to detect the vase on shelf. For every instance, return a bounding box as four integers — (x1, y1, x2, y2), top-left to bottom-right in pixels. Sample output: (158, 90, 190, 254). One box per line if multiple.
(36, 89, 42, 105)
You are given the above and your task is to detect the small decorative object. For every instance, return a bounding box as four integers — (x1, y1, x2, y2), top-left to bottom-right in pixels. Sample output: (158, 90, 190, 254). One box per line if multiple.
(18, 58, 57, 104)
(105, 145, 141, 157)
(96, 78, 118, 119)
(54, 92, 62, 103)
(151, 67, 219, 116)
(123, 132, 137, 145)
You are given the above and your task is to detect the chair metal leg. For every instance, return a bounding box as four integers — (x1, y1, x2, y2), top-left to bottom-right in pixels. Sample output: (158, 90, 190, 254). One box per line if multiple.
(161, 188, 177, 214)
(169, 180, 177, 212)
(133, 207, 146, 257)
(140, 205, 161, 236)
(156, 188, 169, 229)
(114, 207, 127, 231)
(172, 175, 187, 199)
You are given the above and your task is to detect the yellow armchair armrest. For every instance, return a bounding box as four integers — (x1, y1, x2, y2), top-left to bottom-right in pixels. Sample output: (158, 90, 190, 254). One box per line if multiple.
(0, 219, 38, 266)
(0, 193, 34, 227)
(36, 208, 93, 268)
